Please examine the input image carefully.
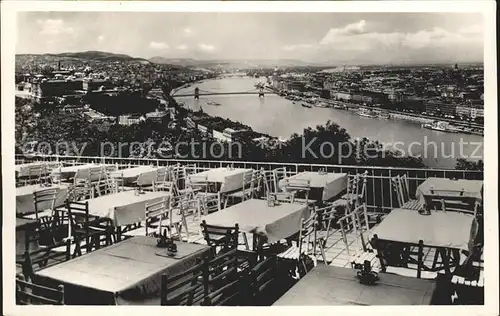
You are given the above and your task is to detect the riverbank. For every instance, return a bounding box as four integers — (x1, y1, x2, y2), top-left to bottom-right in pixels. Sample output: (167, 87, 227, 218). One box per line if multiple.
(173, 77, 484, 169)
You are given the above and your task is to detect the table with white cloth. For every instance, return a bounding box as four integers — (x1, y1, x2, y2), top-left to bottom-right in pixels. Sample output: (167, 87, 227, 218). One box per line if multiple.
(109, 165, 158, 186)
(188, 167, 253, 193)
(372, 208, 478, 276)
(82, 190, 171, 228)
(35, 236, 210, 305)
(415, 178, 483, 204)
(15, 162, 53, 178)
(273, 265, 436, 305)
(201, 198, 311, 248)
(279, 171, 348, 201)
(16, 183, 69, 214)
(50, 163, 97, 181)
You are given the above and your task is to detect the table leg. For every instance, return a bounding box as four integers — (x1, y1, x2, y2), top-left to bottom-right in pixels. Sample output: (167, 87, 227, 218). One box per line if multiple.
(116, 226, 122, 242)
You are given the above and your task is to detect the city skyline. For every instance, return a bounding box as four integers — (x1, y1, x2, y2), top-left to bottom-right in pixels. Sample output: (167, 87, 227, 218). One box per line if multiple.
(17, 12, 484, 65)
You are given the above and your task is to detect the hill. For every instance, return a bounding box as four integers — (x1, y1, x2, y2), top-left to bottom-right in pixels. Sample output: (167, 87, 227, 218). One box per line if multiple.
(16, 51, 151, 64)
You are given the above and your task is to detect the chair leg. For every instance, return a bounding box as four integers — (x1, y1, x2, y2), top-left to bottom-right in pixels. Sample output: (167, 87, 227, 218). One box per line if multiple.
(242, 233, 250, 250)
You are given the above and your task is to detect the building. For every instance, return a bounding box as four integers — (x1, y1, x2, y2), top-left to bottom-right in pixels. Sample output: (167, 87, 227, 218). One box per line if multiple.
(425, 100, 457, 117)
(221, 128, 249, 142)
(31, 79, 83, 103)
(335, 91, 352, 101)
(118, 114, 145, 125)
(145, 111, 167, 122)
(82, 78, 114, 91)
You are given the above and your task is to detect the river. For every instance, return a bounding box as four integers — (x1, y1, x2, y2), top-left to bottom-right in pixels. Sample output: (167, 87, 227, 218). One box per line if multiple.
(174, 77, 484, 169)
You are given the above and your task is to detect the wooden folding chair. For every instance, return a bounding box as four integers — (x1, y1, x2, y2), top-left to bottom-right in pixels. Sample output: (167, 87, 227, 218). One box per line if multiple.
(223, 169, 259, 208)
(277, 210, 318, 278)
(391, 174, 422, 210)
(199, 193, 221, 215)
(16, 275, 65, 305)
(424, 192, 480, 216)
(66, 200, 113, 256)
(160, 259, 206, 306)
(342, 171, 368, 210)
(283, 178, 311, 205)
(248, 256, 280, 305)
(203, 248, 242, 306)
(200, 220, 240, 255)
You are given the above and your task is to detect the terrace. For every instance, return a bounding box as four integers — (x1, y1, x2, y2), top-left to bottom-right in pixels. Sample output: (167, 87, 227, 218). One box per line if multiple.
(14, 154, 484, 306)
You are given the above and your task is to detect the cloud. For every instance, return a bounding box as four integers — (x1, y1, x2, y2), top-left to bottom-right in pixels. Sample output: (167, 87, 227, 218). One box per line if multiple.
(176, 44, 188, 50)
(282, 44, 314, 51)
(97, 35, 105, 42)
(149, 41, 169, 50)
(37, 19, 75, 36)
(320, 20, 483, 52)
(199, 43, 215, 52)
(184, 28, 194, 37)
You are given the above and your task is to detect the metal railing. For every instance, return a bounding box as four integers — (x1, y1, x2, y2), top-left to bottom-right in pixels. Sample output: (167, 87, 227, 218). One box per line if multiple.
(16, 154, 483, 213)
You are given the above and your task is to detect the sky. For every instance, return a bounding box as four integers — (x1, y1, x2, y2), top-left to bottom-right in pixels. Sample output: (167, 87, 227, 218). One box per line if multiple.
(16, 12, 484, 65)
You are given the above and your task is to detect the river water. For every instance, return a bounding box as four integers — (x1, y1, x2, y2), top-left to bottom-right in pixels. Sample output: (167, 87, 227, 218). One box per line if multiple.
(174, 77, 484, 169)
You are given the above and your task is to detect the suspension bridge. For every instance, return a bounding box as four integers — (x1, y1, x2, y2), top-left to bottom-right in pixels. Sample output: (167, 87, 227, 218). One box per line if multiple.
(172, 86, 276, 98)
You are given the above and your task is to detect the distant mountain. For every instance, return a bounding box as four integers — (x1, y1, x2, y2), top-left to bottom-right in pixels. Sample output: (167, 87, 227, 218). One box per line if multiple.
(149, 57, 325, 68)
(16, 51, 151, 64)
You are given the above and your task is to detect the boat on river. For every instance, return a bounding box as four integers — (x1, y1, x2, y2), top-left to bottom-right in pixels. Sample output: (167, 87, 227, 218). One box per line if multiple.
(302, 103, 312, 108)
(357, 107, 378, 118)
(207, 101, 221, 106)
(422, 121, 459, 133)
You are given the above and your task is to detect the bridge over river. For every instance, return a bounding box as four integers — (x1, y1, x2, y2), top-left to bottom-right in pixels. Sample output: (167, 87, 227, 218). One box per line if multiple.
(172, 86, 276, 98)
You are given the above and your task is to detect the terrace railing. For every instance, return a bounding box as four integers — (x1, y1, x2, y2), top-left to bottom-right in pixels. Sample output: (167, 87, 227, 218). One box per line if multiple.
(16, 154, 483, 213)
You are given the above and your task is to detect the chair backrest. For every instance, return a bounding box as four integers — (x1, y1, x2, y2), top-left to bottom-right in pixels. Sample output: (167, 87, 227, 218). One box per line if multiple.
(423, 193, 480, 216)
(94, 177, 119, 197)
(199, 193, 220, 215)
(391, 174, 410, 207)
(249, 256, 278, 305)
(154, 167, 168, 183)
(284, 179, 311, 203)
(337, 203, 370, 254)
(16, 275, 64, 305)
(33, 188, 57, 220)
(273, 167, 287, 188)
(24, 164, 50, 185)
(298, 210, 317, 256)
(315, 204, 337, 240)
(161, 259, 206, 306)
(262, 170, 278, 195)
(145, 197, 169, 237)
(204, 248, 241, 306)
(200, 220, 239, 253)
(272, 192, 295, 204)
(187, 175, 210, 194)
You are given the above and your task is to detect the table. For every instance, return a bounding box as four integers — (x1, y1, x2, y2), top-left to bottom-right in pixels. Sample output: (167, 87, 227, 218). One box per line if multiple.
(82, 191, 171, 227)
(273, 265, 436, 305)
(201, 198, 310, 244)
(110, 166, 158, 186)
(50, 163, 97, 180)
(15, 162, 50, 178)
(373, 208, 476, 251)
(372, 208, 477, 276)
(16, 183, 69, 214)
(35, 236, 210, 305)
(189, 167, 253, 193)
(16, 218, 39, 256)
(416, 178, 483, 204)
(279, 172, 348, 201)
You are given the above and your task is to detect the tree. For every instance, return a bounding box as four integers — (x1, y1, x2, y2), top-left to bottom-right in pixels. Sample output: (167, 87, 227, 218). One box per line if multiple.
(455, 158, 483, 171)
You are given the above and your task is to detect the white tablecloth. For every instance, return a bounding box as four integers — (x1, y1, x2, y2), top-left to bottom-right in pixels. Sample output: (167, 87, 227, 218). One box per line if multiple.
(373, 208, 476, 251)
(202, 198, 310, 243)
(15, 162, 57, 177)
(82, 191, 171, 226)
(416, 178, 483, 204)
(51, 163, 97, 180)
(16, 183, 69, 214)
(110, 166, 158, 186)
(189, 167, 253, 193)
(279, 172, 348, 201)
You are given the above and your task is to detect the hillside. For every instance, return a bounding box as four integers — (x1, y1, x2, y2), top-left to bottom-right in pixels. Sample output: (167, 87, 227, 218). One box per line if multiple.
(16, 51, 151, 64)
